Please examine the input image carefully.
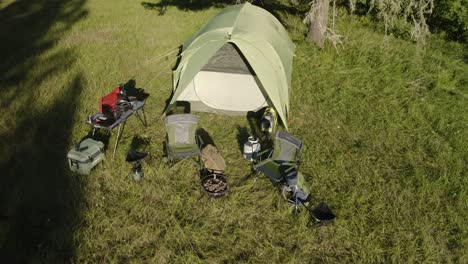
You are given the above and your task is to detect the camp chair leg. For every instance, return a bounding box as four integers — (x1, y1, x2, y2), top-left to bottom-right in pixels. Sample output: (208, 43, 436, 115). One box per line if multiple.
(162, 156, 171, 166)
(253, 170, 261, 184)
(112, 121, 126, 159)
(135, 108, 147, 128)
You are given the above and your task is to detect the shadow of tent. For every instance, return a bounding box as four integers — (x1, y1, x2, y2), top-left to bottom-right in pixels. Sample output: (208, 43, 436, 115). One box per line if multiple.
(235, 126, 250, 155)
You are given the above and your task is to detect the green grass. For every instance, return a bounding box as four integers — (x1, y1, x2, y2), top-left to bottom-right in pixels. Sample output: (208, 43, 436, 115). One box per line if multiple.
(1, 0, 467, 262)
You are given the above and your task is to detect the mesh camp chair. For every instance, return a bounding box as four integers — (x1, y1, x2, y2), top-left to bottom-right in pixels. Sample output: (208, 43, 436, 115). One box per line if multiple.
(164, 114, 202, 162)
(254, 131, 310, 206)
(254, 131, 303, 182)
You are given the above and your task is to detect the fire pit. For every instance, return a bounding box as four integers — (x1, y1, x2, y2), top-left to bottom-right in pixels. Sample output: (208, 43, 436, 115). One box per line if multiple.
(201, 173, 228, 197)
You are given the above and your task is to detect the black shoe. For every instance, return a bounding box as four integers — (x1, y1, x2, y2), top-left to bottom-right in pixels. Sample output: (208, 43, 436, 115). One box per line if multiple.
(126, 149, 148, 162)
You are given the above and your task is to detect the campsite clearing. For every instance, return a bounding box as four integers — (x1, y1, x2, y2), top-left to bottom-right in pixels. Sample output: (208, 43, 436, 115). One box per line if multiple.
(0, 0, 467, 262)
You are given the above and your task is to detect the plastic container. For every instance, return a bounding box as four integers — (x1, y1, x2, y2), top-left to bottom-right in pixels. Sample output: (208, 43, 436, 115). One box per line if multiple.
(243, 136, 261, 161)
(67, 138, 105, 175)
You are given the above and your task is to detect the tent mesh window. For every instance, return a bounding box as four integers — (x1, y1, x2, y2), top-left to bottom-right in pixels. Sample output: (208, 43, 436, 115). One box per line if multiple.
(201, 43, 255, 75)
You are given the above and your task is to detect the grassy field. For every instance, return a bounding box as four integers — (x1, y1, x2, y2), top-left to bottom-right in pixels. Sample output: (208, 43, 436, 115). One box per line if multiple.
(0, 0, 467, 262)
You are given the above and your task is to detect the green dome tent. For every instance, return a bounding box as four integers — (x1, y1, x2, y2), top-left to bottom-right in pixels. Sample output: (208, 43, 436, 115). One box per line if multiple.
(164, 3, 295, 129)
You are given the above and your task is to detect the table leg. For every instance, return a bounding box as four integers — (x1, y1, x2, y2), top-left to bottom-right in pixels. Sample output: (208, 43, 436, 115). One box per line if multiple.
(112, 121, 125, 159)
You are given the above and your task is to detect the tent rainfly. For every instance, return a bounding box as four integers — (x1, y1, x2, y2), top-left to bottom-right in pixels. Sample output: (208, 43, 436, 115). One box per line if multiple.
(164, 3, 295, 129)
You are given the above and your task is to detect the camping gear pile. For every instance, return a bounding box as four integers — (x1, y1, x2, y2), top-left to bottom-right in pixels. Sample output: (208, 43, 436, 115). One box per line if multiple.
(68, 82, 148, 176)
(200, 144, 228, 197)
(67, 3, 334, 227)
(162, 114, 229, 197)
(87, 84, 146, 158)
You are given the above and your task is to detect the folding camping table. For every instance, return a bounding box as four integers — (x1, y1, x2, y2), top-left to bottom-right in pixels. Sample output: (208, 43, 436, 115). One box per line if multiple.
(87, 100, 146, 159)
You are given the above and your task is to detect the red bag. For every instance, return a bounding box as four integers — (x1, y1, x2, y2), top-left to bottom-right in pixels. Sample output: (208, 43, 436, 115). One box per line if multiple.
(99, 87, 121, 114)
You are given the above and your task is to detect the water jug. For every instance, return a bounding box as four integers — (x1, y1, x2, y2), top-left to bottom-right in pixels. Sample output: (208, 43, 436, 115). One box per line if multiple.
(243, 136, 261, 161)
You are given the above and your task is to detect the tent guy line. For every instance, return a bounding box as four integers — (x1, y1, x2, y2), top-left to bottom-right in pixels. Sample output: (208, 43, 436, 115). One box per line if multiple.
(123, 47, 179, 81)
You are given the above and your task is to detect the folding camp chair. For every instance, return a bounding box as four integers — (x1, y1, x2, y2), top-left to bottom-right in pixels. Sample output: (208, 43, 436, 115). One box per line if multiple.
(254, 131, 303, 180)
(87, 86, 146, 159)
(164, 114, 202, 164)
(253, 131, 310, 207)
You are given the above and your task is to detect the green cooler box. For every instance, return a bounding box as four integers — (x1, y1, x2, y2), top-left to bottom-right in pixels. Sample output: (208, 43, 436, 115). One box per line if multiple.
(67, 138, 105, 175)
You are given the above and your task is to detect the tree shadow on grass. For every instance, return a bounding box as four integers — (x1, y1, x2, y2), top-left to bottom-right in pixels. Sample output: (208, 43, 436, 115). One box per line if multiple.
(141, 0, 232, 15)
(0, 0, 88, 96)
(0, 74, 85, 262)
(140, 0, 304, 25)
(0, 0, 88, 262)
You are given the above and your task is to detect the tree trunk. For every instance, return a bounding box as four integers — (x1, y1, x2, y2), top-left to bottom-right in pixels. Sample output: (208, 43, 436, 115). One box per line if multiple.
(306, 0, 330, 48)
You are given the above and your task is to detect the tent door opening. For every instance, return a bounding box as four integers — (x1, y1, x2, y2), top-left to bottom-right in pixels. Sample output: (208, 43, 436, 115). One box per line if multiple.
(177, 42, 267, 114)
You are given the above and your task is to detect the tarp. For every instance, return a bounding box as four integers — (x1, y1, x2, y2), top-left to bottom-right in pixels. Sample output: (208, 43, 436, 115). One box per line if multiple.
(165, 3, 295, 129)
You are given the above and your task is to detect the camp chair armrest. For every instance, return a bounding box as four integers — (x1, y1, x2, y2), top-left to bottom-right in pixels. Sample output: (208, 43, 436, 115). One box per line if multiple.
(282, 161, 300, 166)
(284, 165, 297, 173)
(281, 161, 301, 173)
(253, 148, 272, 162)
(196, 134, 204, 148)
